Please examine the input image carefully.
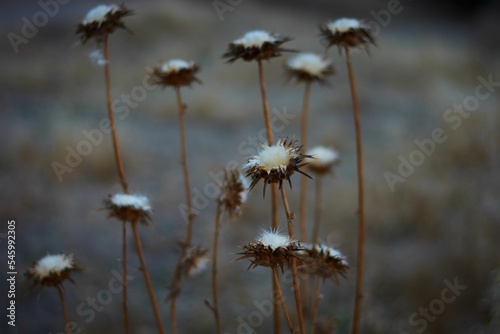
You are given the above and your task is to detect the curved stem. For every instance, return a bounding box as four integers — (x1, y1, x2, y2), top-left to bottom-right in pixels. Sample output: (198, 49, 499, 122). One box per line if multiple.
(211, 203, 223, 334)
(311, 176, 323, 245)
(103, 33, 130, 333)
(103, 33, 129, 194)
(257, 59, 280, 334)
(273, 267, 295, 334)
(57, 285, 70, 334)
(345, 48, 365, 334)
(122, 221, 130, 334)
(131, 223, 166, 334)
(280, 187, 306, 334)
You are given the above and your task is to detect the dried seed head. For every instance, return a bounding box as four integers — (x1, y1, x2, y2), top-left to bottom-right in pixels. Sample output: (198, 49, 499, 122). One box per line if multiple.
(223, 30, 291, 63)
(26, 253, 82, 288)
(182, 246, 209, 277)
(237, 229, 300, 271)
(296, 243, 348, 282)
(218, 169, 250, 218)
(76, 4, 133, 45)
(243, 138, 311, 196)
(103, 193, 153, 224)
(319, 18, 375, 52)
(152, 59, 201, 87)
(305, 146, 340, 175)
(285, 53, 335, 84)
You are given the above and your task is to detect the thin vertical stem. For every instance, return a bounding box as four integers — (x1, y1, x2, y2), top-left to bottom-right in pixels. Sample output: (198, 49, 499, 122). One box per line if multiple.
(280, 186, 306, 334)
(257, 59, 280, 334)
(311, 177, 323, 245)
(272, 267, 295, 334)
(345, 48, 365, 334)
(169, 86, 194, 334)
(310, 277, 322, 334)
(299, 81, 311, 242)
(122, 221, 130, 334)
(211, 203, 223, 334)
(103, 33, 129, 194)
(131, 223, 166, 334)
(176, 86, 194, 246)
(103, 33, 130, 333)
(298, 81, 312, 313)
(56, 285, 70, 334)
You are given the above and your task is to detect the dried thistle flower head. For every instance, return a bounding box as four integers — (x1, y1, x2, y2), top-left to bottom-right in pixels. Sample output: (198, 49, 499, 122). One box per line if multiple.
(181, 246, 209, 277)
(223, 30, 291, 63)
(237, 229, 300, 271)
(76, 4, 133, 45)
(152, 59, 201, 87)
(285, 53, 335, 84)
(305, 146, 340, 175)
(296, 243, 348, 282)
(104, 193, 153, 224)
(319, 18, 375, 51)
(243, 138, 311, 195)
(26, 253, 82, 288)
(218, 169, 250, 218)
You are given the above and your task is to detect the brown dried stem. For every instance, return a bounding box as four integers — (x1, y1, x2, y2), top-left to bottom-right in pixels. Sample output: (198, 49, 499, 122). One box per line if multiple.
(257, 58, 281, 334)
(345, 48, 365, 334)
(273, 267, 295, 334)
(311, 176, 323, 245)
(280, 186, 306, 334)
(131, 223, 166, 334)
(210, 202, 223, 334)
(57, 285, 70, 334)
(103, 32, 130, 333)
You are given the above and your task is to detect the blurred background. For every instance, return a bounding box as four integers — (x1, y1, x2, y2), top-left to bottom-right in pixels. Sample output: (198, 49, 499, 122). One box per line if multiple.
(1, 0, 499, 333)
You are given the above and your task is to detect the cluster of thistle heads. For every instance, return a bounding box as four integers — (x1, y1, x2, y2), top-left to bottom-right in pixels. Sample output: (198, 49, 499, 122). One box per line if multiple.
(26, 2, 375, 322)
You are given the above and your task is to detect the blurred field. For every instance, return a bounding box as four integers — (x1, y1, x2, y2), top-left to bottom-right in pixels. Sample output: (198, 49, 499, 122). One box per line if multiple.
(1, 0, 499, 333)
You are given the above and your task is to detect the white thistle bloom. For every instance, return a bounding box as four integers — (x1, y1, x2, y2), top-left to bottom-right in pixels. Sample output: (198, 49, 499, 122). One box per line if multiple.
(111, 193, 151, 211)
(245, 143, 291, 173)
(287, 53, 332, 77)
(258, 230, 292, 250)
(83, 5, 118, 24)
(34, 254, 74, 278)
(306, 146, 339, 175)
(243, 139, 310, 193)
(233, 30, 277, 47)
(239, 175, 251, 203)
(26, 253, 81, 287)
(327, 18, 361, 33)
(160, 59, 193, 73)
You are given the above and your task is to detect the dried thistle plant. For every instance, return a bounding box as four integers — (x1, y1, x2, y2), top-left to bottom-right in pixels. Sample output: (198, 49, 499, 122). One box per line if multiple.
(26, 254, 82, 334)
(103, 193, 153, 225)
(206, 169, 249, 334)
(224, 32, 292, 332)
(76, 4, 133, 45)
(243, 138, 311, 195)
(181, 246, 210, 278)
(238, 230, 301, 271)
(319, 17, 375, 334)
(153, 58, 201, 334)
(76, 5, 137, 333)
(285, 52, 335, 272)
